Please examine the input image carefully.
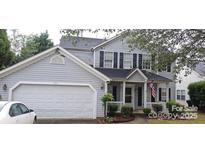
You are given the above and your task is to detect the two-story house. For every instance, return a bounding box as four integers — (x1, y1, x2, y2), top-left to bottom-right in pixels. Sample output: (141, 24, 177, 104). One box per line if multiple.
(0, 33, 175, 119)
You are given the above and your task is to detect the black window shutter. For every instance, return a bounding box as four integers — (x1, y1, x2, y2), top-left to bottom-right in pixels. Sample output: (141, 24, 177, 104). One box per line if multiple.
(159, 88, 162, 101)
(133, 54, 137, 68)
(169, 88, 171, 101)
(114, 52, 118, 68)
(167, 64, 171, 72)
(100, 51, 104, 67)
(120, 53, 124, 68)
(138, 54, 142, 69)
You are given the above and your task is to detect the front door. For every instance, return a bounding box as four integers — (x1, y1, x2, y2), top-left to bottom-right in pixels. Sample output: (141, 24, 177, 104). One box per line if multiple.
(137, 86, 143, 108)
(125, 86, 134, 108)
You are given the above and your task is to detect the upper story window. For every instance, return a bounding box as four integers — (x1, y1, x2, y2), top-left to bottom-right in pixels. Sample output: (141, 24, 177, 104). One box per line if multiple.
(177, 90, 186, 100)
(104, 52, 113, 68)
(123, 53, 132, 69)
(159, 64, 171, 72)
(142, 54, 151, 69)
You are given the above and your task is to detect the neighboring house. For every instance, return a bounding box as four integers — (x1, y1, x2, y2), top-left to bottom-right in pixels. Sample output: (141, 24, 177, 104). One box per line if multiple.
(176, 62, 205, 104)
(0, 34, 175, 119)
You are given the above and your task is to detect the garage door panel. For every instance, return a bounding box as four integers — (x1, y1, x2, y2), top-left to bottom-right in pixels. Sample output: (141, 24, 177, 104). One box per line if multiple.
(12, 84, 95, 118)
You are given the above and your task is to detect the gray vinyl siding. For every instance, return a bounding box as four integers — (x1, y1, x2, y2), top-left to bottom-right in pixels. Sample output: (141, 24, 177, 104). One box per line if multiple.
(94, 37, 148, 68)
(66, 49, 93, 66)
(0, 52, 105, 117)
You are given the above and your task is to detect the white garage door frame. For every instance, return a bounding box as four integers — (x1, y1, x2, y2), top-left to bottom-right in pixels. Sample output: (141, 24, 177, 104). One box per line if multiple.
(8, 81, 97, 119)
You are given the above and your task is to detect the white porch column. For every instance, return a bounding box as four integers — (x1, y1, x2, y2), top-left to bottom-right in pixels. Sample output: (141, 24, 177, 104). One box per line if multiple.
(144, 81, 147, 108)
(122, 81, 126, 104)
(166, 83, 169, 102)
(104, 82, 108, 93)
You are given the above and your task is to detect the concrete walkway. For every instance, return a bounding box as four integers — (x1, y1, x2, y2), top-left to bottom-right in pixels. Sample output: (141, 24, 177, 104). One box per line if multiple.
(124, 115, 148, 124)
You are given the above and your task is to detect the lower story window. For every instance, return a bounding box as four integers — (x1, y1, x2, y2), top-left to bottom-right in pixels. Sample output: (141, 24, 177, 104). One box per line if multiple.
(161, 88, 166, 102)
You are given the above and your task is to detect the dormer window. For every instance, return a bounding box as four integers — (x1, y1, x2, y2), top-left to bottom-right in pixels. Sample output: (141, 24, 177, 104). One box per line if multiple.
(104, 52, 113, 68)
(123, 53, 132, 69)
(142, 54, 151, 69)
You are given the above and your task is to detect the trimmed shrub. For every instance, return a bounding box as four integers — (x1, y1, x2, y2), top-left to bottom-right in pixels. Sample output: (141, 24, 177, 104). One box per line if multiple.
(166, 100, 183, 113)
(188, 81, 205, 111)
(121, 106, 133, 118)
(152, 104, 163, 113)
(108, 104, 118, 117)
(143, 108, 151, 116)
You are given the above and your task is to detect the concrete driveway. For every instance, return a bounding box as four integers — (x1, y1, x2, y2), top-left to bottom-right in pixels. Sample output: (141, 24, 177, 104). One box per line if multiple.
(37, 118, 97, 124)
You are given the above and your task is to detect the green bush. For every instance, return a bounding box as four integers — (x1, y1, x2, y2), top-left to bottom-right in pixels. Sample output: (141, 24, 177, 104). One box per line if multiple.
(121, 106, 133, 118)
(152, 104, 163, 113)
(143, 108, 151, 116)
(108, 104, 118, 117)
(166, 100, 183, 113)
(188, 81, 205, 110)
(101, 93, 114, 117)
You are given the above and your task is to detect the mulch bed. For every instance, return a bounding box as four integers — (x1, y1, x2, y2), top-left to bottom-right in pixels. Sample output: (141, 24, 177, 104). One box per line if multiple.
(97, 114, 135, 124)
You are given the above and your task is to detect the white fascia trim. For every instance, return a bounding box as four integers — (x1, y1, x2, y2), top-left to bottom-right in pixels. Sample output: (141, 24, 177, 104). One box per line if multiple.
(126, 68, 148, 81)
(58, 46, 110, 82)
(0, 46, 59, 78)
(9, 81, 97, 119)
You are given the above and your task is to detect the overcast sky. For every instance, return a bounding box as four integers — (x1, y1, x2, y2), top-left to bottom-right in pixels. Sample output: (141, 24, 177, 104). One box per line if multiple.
(15, 29, 115, 45)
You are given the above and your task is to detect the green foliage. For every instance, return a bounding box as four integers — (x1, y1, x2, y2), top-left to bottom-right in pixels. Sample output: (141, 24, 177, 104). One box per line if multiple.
(166, 100, 183, 113)
(101, 93, 114, 106)
(0, 29, 15, 70)
(188, 81, 205, 110)
(16, 31, 54, 62)
(61, 29, 205, 76)
(107, 104, 118, 117)
(101, 93, 114, 118)
(105, 117, 113, 123)
(121, 106, 133, 118)
(152, 104, 163, 113)
(143, 108, 151, 115)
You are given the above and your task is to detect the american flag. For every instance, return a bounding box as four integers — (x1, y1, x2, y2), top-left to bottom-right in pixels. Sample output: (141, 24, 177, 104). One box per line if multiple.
(148, 81, 157, 98)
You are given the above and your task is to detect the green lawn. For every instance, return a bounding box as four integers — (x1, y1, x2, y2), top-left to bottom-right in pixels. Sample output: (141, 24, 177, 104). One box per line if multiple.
(148, 112, 205, 124)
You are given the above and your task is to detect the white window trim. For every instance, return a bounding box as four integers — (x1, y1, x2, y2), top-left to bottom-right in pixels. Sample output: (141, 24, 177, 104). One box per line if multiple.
(123, 52, 133, 69)
(142, 54, 151, 70)
(104, 51, 114, 68)
(176, 90, 186, 100)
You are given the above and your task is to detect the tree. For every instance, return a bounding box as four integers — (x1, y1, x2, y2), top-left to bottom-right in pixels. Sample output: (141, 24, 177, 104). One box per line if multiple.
(61, 29, 205, 76)
(9, 29, 27, 55)
(16, 31, 54, 62)
(0, 29, 15, 70)
(101, 93, 114, 118)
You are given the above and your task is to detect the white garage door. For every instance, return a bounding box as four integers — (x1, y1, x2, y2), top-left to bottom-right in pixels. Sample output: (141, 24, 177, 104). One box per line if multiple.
(11, 83, 96, 119)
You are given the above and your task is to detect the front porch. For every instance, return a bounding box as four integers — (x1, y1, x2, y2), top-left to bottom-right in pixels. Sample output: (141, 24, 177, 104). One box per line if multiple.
(107, 80, 170, 111)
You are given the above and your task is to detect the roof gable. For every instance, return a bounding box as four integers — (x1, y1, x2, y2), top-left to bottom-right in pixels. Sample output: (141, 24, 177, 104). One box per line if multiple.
(0, 46, 110, 82)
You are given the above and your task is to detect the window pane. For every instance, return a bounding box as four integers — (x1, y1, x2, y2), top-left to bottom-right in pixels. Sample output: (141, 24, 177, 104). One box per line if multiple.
(177, 95, 181, 100)
(177, 90, 181, 95)
(181, 95, 186, 100)
(10, 104, 23, 117)
(181, 90, 185, 95)
(142, 55, 151, 69)
(123, 53, 132, 69)
(104, 52, 113, 68)
(161, 88, 166, 101)
(19, 104, 29, 114)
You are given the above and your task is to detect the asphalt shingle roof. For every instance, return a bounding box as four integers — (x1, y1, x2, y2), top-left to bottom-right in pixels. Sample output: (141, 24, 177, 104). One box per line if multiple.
(96, 68, 172, 82)
(194, 62, 205, 76)
(59, 36, 106, 50)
